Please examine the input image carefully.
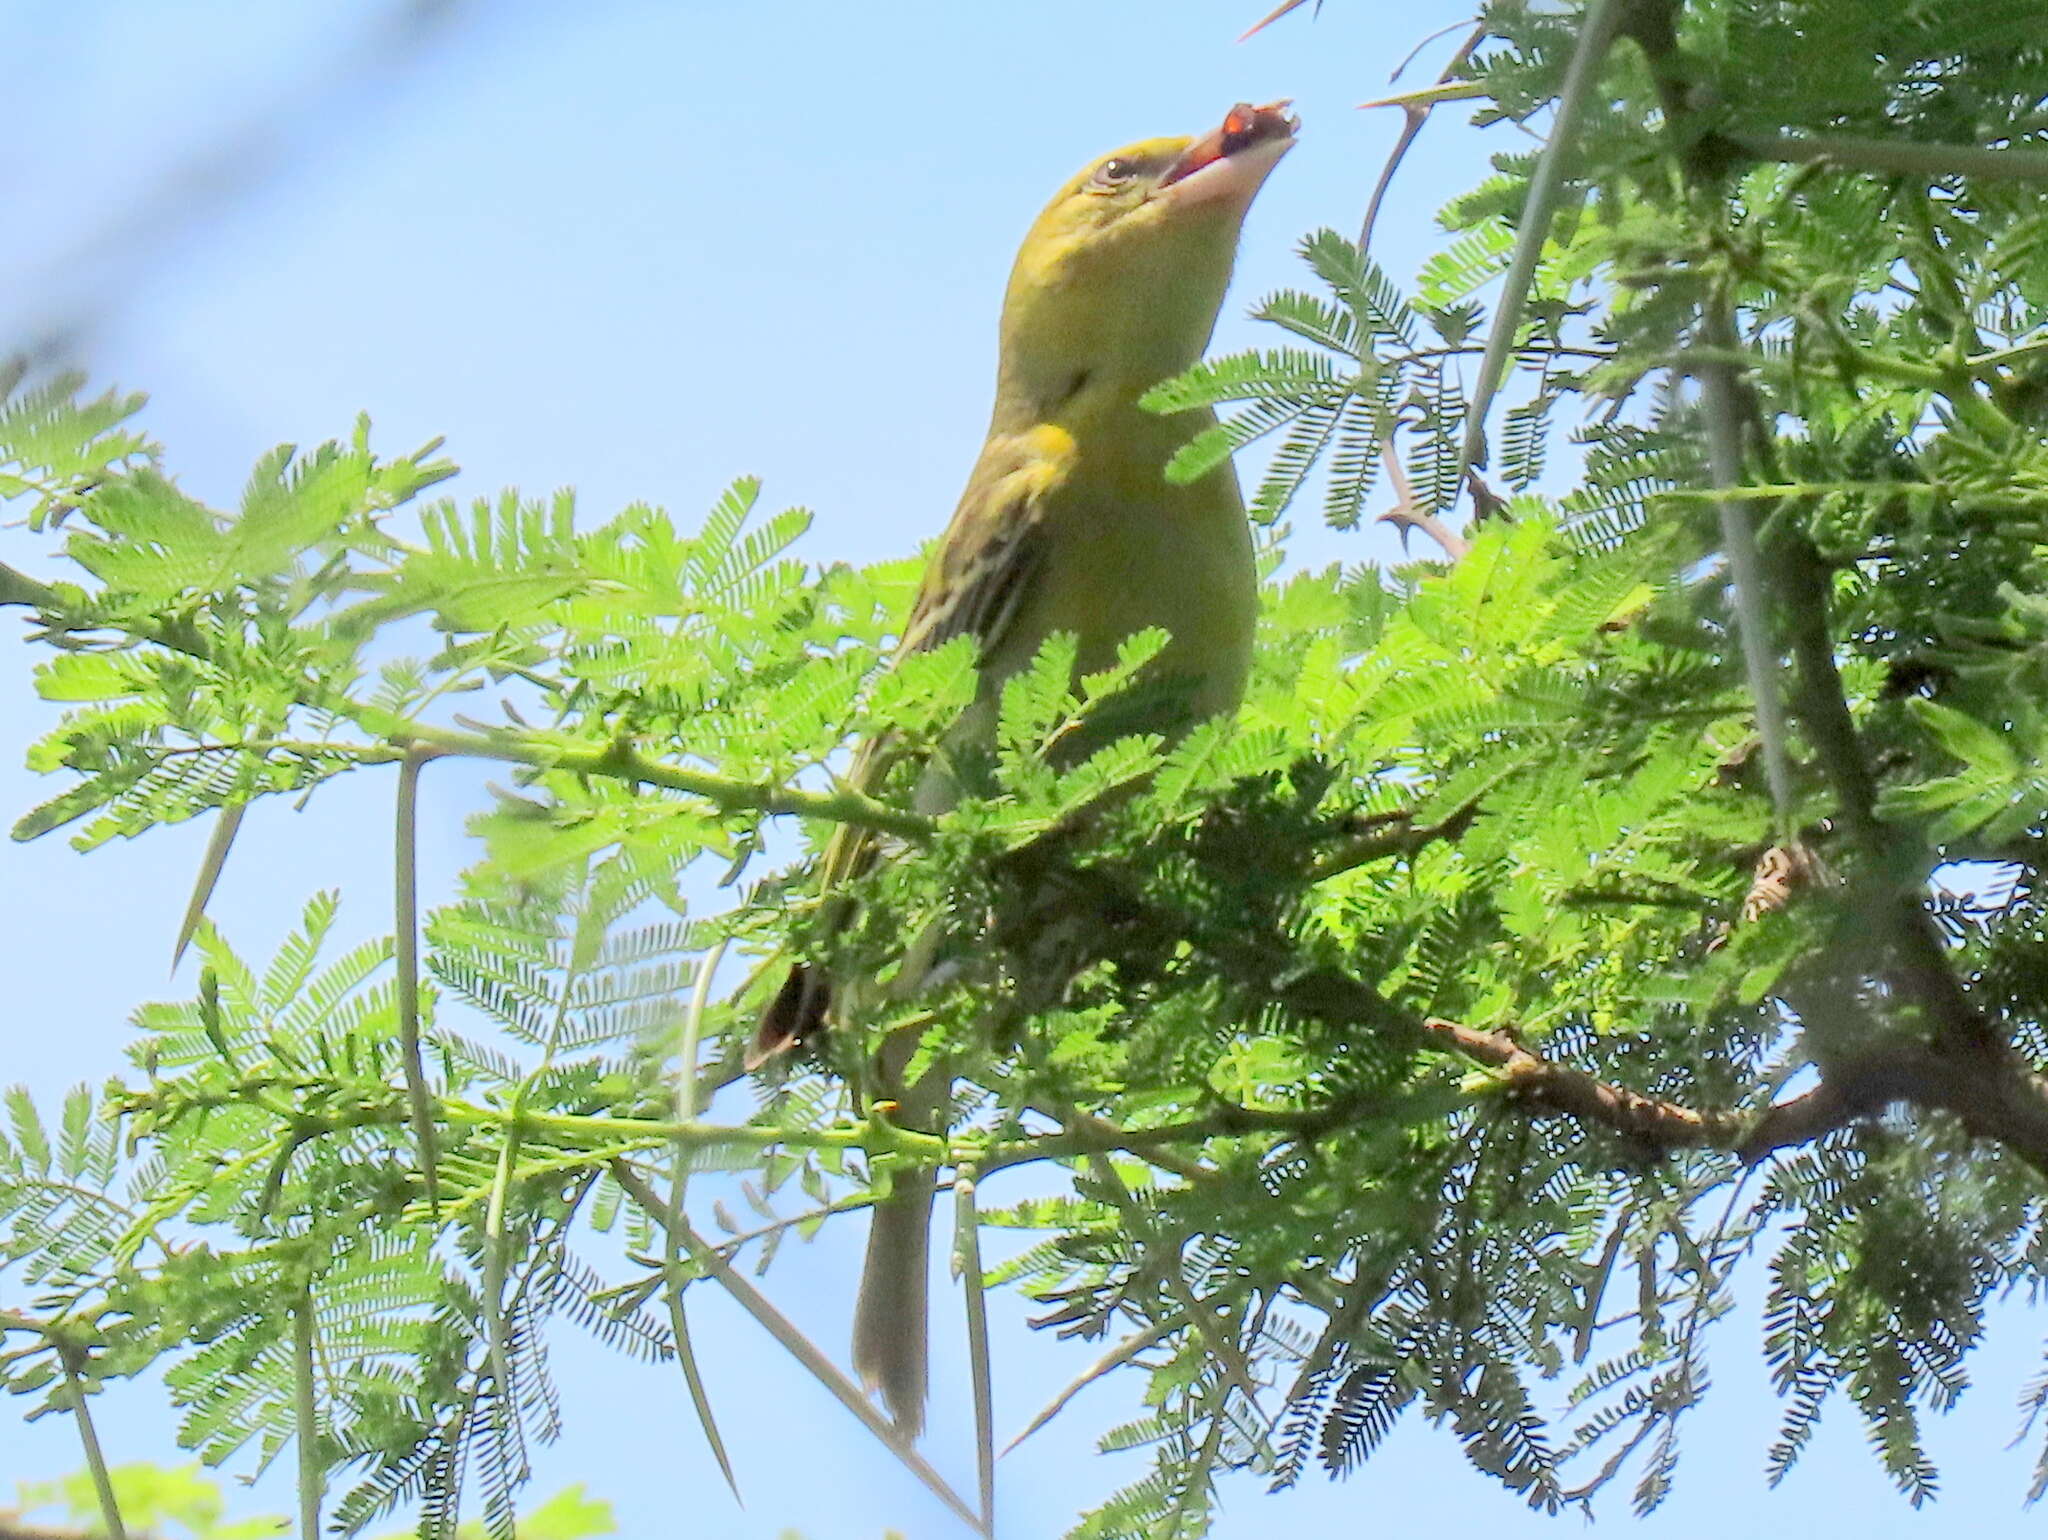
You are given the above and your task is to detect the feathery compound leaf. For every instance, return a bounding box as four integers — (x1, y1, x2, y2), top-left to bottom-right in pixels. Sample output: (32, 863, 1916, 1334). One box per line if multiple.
(1417, 219, 1515, 308)
(1252, 400, 1342, 527)
(1140, 347, 1345, 413)
(1299, 229, 1416, 348)
(1252, 289, 1365, 357)
(1318, 1363, 1412, 1476)
(0, 371, 154, 526)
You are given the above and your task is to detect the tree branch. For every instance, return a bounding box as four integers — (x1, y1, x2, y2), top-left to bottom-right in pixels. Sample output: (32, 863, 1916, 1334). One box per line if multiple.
(1308, 798, 1483, 884)
(1727, 130, 2048, 186)
(1694, 304, 1795, 829)
(0, 558, 58, 610)
(1425, 1009, 2048, 1180)
(1737, 1037, 2048, 1179)
(1420, 1016, 1748, 1149)
(1641, 5, 2015, 1080)
(1777, 508, 1996, 1052)
(386, 722, 933, 839)
(1375, 440, 1470, 560)
(1356, 23, 1486, 256)
(1253, 949, 2048, 1178)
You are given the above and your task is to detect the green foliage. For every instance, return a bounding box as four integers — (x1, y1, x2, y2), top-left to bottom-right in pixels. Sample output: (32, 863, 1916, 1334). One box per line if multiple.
(6, 1, 2048, 1536)
(12, 1461, 288, 1539)
(4, 1462, 616, 1540)
(0, 363, 153, 528)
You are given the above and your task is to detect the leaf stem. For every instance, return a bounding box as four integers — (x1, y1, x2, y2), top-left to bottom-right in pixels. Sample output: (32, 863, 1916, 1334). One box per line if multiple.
(438, 1099, 949, 1161)
(609, 1161, 988, 1536)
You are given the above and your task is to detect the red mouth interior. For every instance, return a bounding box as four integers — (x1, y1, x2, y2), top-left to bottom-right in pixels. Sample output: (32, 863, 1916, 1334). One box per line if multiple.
(1159, 101, 1297, 188)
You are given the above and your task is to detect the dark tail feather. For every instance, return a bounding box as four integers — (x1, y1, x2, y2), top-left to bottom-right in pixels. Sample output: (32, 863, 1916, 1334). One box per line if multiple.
(853, 1164, 936, 1440)
(749, 963, 831, 1069)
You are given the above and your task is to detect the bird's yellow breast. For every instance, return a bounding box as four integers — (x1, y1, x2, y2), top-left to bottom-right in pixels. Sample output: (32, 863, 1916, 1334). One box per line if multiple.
(987, 410, 1257, 726)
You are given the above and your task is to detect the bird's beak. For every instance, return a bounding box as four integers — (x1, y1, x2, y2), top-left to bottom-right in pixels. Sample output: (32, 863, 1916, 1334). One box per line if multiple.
(1157, 100, 1299, 207)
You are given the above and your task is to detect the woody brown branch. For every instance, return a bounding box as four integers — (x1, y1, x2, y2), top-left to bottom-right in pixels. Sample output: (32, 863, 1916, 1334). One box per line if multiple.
(1421, 1016, 1747, 1149)
(1735, 1037, 2048, 1178)
(1376, 440, 1470, 561)
(1416, 1011, 2048, 1180)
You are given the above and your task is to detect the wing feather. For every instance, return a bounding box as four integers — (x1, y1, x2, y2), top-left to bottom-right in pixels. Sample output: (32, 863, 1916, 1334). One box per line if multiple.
(751, 425, 1075, 1061)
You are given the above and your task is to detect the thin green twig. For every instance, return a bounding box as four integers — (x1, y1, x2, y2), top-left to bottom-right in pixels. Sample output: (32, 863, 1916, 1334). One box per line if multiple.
(955, 1170, 995, 1531)
(608, 1161, 988, 1537)
(1696, 304, 1795, 831)
(1455, 0, 1623, 503)
(390, 722, 930, 839)
(292, 1285, 323, 1540)
(481, 1130, 518, 1449)
(666, 937, 741, 1503)
(394, 745, 441, 1213)
(1728, 130, 2048, 185)
(58, 1347, 126, 1540)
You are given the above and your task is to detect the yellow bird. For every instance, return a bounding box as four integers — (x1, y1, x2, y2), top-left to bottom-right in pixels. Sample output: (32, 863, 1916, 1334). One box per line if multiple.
(754, 101, 1298, 1439)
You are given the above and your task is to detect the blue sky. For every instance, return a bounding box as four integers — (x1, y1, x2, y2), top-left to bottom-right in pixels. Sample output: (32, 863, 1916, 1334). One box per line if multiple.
(2, 3, 2043, 1536)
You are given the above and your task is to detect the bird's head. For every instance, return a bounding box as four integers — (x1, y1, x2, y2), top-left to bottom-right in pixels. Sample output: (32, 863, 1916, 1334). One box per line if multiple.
(995, 101, 1299, 429)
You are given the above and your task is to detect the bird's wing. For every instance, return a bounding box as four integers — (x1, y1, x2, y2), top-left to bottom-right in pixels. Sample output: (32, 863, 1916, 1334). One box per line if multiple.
(751, 425, 1078, 1066)
(896, 423, 1075, 660)
(815, 423, 1075, 888)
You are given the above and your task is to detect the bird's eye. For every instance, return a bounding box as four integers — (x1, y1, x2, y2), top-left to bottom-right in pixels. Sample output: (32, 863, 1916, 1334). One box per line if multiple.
(1090, 157, 1139, 191)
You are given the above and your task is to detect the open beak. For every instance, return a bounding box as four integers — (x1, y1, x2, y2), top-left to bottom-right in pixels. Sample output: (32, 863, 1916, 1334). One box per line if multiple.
(1157, 100, 1299, 206)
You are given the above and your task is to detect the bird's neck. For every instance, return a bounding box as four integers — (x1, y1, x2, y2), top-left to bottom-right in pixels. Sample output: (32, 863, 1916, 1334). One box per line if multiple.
(987, 249, 1233, 445)
(988, 339, 1205, 446)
